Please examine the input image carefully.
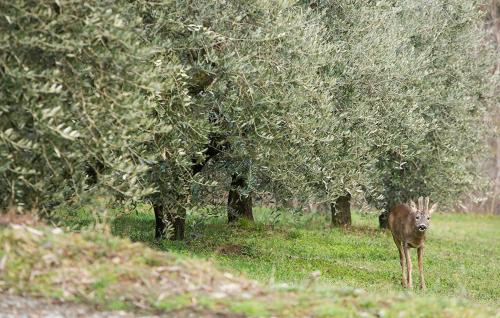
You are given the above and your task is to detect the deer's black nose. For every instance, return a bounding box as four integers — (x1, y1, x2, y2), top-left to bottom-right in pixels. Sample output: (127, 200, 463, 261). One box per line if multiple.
(418, 225, 427, 231)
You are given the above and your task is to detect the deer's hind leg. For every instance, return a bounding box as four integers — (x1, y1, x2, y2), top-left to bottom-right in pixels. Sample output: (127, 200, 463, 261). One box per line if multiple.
(393, 237, 407, 288)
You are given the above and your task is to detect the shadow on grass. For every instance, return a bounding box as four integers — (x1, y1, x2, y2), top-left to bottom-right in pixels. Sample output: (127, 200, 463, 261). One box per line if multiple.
(342, 225, 386, 236)
(111, 213, 156, 243)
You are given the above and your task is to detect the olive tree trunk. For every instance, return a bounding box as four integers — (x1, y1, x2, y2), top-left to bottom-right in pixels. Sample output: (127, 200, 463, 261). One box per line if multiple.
(378, 202, 391, 229)
(378, 212, 389, 229)
(153, 204, 186, 240)
(227, 173, 254, 223)
(331, 193, 351, 227)
(153, 133, 229, 240)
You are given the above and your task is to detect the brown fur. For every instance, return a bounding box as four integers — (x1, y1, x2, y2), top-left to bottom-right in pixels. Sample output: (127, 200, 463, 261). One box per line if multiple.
(388, 196, 437, 289)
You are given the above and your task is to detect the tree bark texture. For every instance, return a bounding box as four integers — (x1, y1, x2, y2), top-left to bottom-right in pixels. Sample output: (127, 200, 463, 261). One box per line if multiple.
(331, 193, 351, 227)
(379, 211, 389, 229)
(227, 173, 254, 223)
(153, 204, 186, 240)
(154, 132, 228, 240)
(378, 200, 394, 229)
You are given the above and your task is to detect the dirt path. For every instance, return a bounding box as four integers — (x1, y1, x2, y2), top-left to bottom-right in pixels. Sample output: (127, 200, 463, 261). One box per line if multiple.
(0, 294, 242, 318)
(0, 294, 159, 318)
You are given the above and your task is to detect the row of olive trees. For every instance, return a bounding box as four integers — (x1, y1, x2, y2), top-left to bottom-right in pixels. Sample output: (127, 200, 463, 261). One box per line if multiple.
(0, 0, 335, 239)
(182, 0, 495, 229)
(1, 0, 495, 238)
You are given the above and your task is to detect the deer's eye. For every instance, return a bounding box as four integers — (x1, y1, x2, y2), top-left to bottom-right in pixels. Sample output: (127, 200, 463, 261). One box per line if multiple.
(427, 217, 430, 220)
(416, 215, 420, 219)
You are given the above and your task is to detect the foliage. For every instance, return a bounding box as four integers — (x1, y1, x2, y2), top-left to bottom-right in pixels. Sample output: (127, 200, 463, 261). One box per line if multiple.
(0, 0, 192, 211)
(1, 0, 496, 218)
(244, 0, 496, 209)
(328, 0, 495, 208)
(135, 0, 336, 206)
(0, 0, 336, 216)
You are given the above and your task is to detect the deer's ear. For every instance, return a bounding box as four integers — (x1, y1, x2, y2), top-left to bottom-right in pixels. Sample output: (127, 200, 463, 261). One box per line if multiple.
(429, 203, 438, 215)
(409, 200, 417, 212)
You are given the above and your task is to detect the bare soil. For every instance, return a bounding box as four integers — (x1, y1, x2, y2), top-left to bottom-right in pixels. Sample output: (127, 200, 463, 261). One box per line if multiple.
(0, 294, 243, 318)
(0, 294, 157, 318)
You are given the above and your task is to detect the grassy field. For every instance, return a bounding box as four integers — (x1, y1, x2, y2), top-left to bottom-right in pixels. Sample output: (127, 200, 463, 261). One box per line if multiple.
(52, 204, 500, 307)
(1, 221, 497, 318)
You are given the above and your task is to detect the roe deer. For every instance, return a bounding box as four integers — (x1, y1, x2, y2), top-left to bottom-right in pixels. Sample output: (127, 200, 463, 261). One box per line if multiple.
(388, 196, 437, 289)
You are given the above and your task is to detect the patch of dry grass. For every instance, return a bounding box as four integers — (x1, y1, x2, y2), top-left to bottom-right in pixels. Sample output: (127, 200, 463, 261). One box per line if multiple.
(0, 209, 41, 227)
(0, 224, 266, 313)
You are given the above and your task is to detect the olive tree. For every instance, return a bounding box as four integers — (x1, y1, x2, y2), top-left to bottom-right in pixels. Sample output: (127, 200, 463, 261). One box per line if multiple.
(1, 0, 337, 239)
(278, 0, 495, 227)
(0, 0, 209, 226)
(137, 0, 336, 232)
(370, 0, 493, 227)
(325, 0, 494, 226)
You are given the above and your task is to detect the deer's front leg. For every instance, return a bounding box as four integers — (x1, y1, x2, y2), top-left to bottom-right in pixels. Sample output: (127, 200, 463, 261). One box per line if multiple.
(395, 240, 406, 288)
(417, 246, 426, 290)
(403, 243, 412, 288)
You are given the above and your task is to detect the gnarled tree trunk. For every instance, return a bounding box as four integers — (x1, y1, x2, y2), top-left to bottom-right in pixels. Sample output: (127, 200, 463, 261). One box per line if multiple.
(331, 193, 351, 227)
(379, 211, 389, 229)
(379, 202, 392, 229)
(153, 132, 229, 240)
(227, 173, 254, 223)
(153, 204, 186, 240)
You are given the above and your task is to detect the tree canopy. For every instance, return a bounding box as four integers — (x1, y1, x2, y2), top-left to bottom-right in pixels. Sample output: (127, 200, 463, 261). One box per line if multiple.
(1, 0, 495, 233)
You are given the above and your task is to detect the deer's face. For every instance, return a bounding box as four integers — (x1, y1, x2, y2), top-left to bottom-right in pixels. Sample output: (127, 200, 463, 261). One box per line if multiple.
(409, 198, 437, 233)
(414, 210, 430, 232)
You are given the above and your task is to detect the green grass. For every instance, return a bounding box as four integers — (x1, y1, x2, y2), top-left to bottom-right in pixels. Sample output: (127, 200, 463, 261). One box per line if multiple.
(52, 204, 500, 307)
